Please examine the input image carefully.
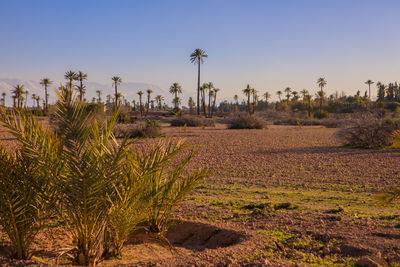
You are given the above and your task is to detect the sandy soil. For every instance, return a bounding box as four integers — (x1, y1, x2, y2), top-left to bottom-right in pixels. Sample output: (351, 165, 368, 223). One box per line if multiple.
(0, 124, 399, 266)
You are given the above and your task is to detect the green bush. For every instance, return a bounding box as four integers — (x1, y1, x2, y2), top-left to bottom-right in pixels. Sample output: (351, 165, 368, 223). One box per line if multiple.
(228, 115, 266, 129)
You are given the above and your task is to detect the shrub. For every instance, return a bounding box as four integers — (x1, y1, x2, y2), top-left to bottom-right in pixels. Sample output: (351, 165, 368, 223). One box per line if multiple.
(228, 115, 266, 129)
(170, 116, 215, 127)
(314, 110, 329, 119)
(114, 120, 161, 138)
(336, 112, 400, 148)
(136, 141, 208, 233)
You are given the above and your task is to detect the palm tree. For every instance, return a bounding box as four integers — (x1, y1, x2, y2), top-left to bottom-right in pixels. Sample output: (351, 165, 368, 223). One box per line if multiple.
(35, 95, 41, 109)
(40, 78, 52, 112)
(243, 84, 252, 114)
(155, 95, 164, 110)
(76, 71, 87, 101)
(190, 48, 208, 115)
(112, 76, 122, 108)
(251, 88, 257, 114)
(263, 92, 271, 105)
(317, 78, 327, 113)
(31, 94, 36, 107)
(284, 87, 291, 102)
(208, 89, 214, 117)
(96, 90, 102, 103)
(64, 71, 77, 96)
(300, 89, 309, 104)
(233, 94, 239, 105)
(365, 80, 374, 100)
(146, 89, 153, 114)
(291, 91, 298, 102)
(137, 91, 144, 115)
(12, 84, 25, 108)
(188, 97, 195, 114)
(23, 90, 29, 108)
(169, 83, 182, 110)
(1, 92, 6, 106)
(277, 90, 283, 102)
(211, 88, 219, 117)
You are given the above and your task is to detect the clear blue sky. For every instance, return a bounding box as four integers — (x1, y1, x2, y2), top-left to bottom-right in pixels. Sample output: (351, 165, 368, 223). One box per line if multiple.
(1, 0, 400, 100)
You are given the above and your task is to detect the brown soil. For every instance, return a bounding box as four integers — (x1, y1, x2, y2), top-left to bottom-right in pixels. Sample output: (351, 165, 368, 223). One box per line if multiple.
(0, 124, 399, 266)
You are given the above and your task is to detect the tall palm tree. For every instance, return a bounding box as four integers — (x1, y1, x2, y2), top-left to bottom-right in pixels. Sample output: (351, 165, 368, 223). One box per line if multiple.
(137, 91, 144, 115)
(190, 48, 208, 115)
(277, 90, 282, 102)
(40, 78, 52, 112)
(284, 87, 291, 102)
(365, 80, 374, 100)
(76, 71, 87, 101)
(96, 90, 102, 103)
(169, 83, 182, 110)
(112, 76, 122, 108)
(317, 78, 327, 113)
(64, 71, 77, 96)
(12, 84, 25, 108)
(243, 84, 252, 114)
(146, 89, 153, 113)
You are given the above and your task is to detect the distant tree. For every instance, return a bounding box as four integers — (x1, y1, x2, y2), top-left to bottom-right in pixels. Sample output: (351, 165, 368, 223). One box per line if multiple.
(233, 94, 239, 105)
(64, 71, 77, 98)
(300, 89, 309, 104)
(1, 92, 6, 106)
(377, 82, 385, 101)
(23, 90, 29, 108)
(112, 76, 122, 108)
(31, 93, 36, 107)
(365, 80, 374, 100)
(76, 71, 87, 101)
(211, 88, 219, 117)
(251, 88, 257, 114)
(35, 95, 41, 109)
(40, 78, 52, 112)
(106, 94, 112, 105)
(263, 92, 271, 105)
(146, 89, 153, 114)
(277, 90, 283, 102)
(190, 48, 208, 115)
(155, 95, 163, 110)
(137, 91, 144, 115)
(188, 97, 195, 114)
(317, 77, 327, 113)
(169, 83, 182, 110)
(243, 84, 252, 114)
(96, 90, 102, 103)
(12, 84, 25, 108)
(284, 87, 291, 102)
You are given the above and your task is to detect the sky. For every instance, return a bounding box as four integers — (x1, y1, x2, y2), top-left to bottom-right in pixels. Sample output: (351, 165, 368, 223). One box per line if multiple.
(1, 0, 400, 101)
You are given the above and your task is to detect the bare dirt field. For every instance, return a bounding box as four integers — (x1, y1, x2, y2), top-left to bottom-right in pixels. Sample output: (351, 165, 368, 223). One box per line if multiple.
(1, 124, 400, 266)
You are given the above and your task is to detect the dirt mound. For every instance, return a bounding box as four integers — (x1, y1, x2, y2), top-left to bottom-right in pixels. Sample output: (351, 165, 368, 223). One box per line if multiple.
(165, 221, 245, 250)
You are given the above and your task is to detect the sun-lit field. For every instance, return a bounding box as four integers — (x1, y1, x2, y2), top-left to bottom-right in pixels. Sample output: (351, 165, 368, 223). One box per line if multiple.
(1, 122, 399, 266)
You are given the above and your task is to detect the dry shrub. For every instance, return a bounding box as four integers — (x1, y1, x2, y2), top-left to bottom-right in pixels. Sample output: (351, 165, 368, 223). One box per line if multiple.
(170, 116, 215, 127)
(114, 120, 161, 138)
(228, 115, 266, 129)
(336, 112, 400, 148)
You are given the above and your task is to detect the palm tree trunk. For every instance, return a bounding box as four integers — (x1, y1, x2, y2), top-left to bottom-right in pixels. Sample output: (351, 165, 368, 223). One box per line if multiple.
(114, 85, 118, 108)
(211, 93, 217, 118)
(208, 93, 211, 117)
(197, 61, 200, 115)
(45, 85, 48, 113)
(369, 84, 371, 100)
(247, 94, 250, 114)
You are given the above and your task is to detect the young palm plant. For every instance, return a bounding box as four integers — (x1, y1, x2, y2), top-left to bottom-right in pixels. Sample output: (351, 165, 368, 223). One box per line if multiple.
(0, 108, 62, 259)
(135, 141, 208, 233)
